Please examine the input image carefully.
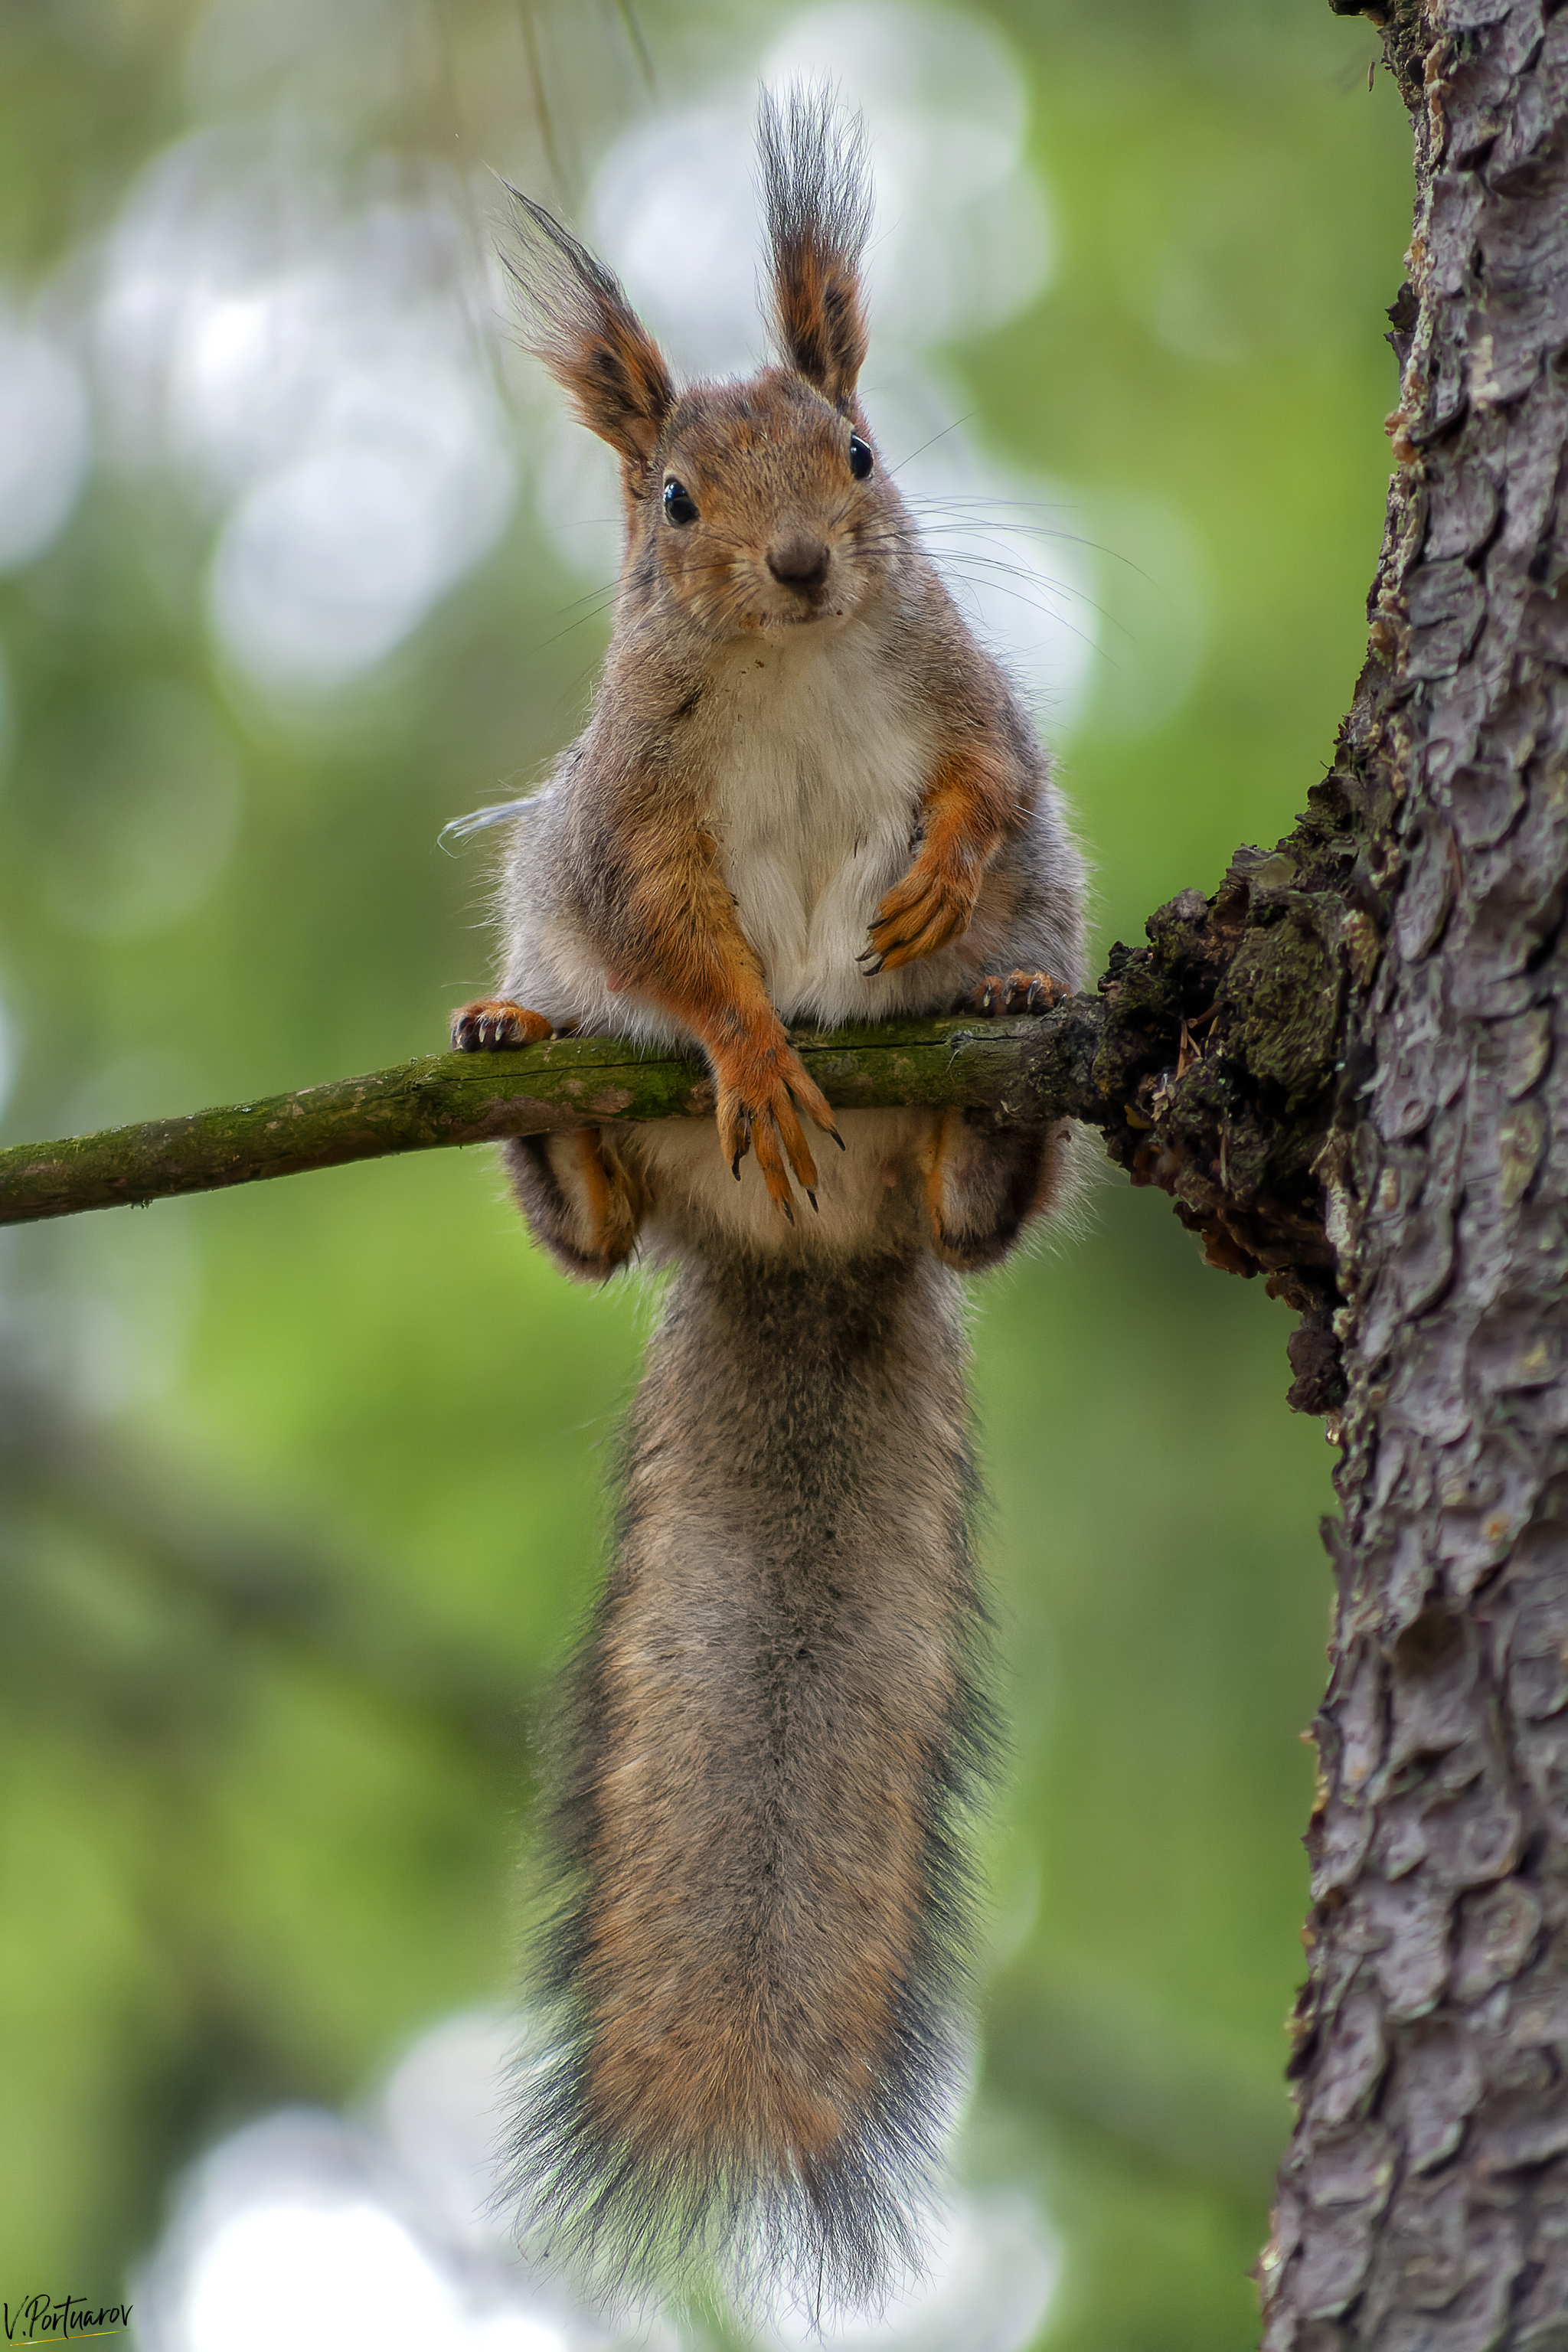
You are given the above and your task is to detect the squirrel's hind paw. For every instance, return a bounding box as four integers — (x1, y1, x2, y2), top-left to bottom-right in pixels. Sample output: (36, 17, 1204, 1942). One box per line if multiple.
(962, 970, 1067, 1017)
(923, 1105, 1067, 1269)
(505, 1126, 647, 1280)
(450, 998, 554, 1050)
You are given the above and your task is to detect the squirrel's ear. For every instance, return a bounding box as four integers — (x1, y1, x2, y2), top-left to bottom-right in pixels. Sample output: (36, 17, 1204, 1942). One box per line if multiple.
(758, 87, 872, 408)
(500, 188, 675, 472)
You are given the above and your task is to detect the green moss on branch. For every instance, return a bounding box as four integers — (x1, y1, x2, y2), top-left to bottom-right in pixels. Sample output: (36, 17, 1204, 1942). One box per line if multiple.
(0, 844, 1362, 1423)
(0, 1006, 1111, 1226)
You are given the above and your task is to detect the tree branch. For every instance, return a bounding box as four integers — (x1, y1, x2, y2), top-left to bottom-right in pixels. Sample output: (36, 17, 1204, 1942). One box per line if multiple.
(0, 870, 1367, 1452)
(0, 1005, 1112, 1225)
(0, 878, 1362, 1374)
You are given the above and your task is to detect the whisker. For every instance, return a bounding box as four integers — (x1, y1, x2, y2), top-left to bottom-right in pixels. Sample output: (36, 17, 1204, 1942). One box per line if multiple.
(941, 563, 1128, 650)
(858, 528, 1089, 586)
(884, 413, 978, 477)
(932, 554, 1080, 598)
(942, 571, 1106, 650)
(529, 589, 621, 652)
(862, 528, 1125, 652)
(904, 513, 1109, 555)
(544, 574, 624, 616)
(907, 491, 1072, 508)
(857, 528, 1079, 587)
(907, 518, 1088, 541)
(901, 501, 1178, 597)
(904, 492, 1082, 516)
(851, 521, 1134, 643)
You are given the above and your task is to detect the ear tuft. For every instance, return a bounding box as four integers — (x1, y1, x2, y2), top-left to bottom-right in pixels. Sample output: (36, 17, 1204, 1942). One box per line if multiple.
(757, 86, 872, 407)
(499, 186, 675, 475)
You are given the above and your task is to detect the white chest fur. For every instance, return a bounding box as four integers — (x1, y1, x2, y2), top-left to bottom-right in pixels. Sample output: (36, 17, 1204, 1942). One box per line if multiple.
(706, 624, 935, 1025)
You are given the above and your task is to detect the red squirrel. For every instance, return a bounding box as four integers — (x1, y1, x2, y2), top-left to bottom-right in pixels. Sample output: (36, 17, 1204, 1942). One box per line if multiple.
(452, 90, 1086, 2315)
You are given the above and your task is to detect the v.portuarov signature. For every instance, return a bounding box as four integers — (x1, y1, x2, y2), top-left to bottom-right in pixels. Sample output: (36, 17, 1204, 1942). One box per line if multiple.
(2, 2294, 132, 2344)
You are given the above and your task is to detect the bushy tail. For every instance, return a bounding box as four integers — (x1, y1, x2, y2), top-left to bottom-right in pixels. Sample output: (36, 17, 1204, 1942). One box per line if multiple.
(508, 1243, 991, 2316)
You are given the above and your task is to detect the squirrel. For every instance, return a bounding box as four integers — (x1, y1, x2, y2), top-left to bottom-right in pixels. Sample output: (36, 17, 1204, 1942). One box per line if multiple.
(450, 90, 1087, 2315)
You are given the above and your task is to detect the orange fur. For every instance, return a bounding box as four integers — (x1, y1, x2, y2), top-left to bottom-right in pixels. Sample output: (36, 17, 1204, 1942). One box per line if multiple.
(865, 743, 1018, 975)
(582, 1673, 928, 2168)
(607, 815, 840, 1212)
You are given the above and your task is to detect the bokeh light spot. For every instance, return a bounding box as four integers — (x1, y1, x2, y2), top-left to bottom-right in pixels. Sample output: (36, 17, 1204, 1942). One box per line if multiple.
(187, 2200, 472, 2352)
(0, 321, 90, 571)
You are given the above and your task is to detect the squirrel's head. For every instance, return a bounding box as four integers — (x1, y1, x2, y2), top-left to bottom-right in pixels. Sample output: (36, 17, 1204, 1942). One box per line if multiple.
(502, 90, 904, 641)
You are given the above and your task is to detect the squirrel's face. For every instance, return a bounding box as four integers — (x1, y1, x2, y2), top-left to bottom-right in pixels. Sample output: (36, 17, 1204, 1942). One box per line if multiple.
(505, 95, 894, 651)
(623, 371, 899, 641)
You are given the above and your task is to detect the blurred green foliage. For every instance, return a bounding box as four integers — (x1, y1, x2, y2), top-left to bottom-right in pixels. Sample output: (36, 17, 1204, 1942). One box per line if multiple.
(0, 0, 1408, 2342)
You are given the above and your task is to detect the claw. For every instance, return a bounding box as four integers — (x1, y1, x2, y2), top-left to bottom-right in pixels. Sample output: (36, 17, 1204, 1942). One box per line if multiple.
(871, 923, 916, 956)
(806, 1190, 818, 1213)
(963, 969, 1064, 1018)
(712, 1036, 841, 1217)
(450, 996, 553, 1052)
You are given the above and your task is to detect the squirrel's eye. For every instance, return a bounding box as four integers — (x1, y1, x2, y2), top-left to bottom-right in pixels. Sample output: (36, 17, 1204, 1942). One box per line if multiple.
(848, 433, 874, 481)
(663, 479, 698, 525)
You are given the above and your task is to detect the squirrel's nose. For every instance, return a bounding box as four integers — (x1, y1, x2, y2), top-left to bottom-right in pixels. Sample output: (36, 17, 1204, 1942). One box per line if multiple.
(766, 535, 831, 590)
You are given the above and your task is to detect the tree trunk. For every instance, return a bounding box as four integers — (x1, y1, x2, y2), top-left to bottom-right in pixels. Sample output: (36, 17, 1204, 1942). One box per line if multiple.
(1260, 1, 1568, 2343)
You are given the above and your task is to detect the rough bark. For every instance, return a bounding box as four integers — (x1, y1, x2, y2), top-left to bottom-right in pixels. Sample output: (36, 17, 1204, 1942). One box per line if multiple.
(1260, 2, 1568, 2344)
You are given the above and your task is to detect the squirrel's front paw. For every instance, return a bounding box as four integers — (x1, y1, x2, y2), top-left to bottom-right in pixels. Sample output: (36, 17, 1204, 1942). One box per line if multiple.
(860, 854, 978, 976)
(712, 1033, 842, 1221)
(450, 998, 554, 1050)
(963, 970, 1067, 1016)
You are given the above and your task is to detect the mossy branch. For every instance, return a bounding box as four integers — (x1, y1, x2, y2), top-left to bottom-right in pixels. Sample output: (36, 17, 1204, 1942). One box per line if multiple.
(0, 861, 1354, 1422)
(0, 1004, 1113, 1227)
